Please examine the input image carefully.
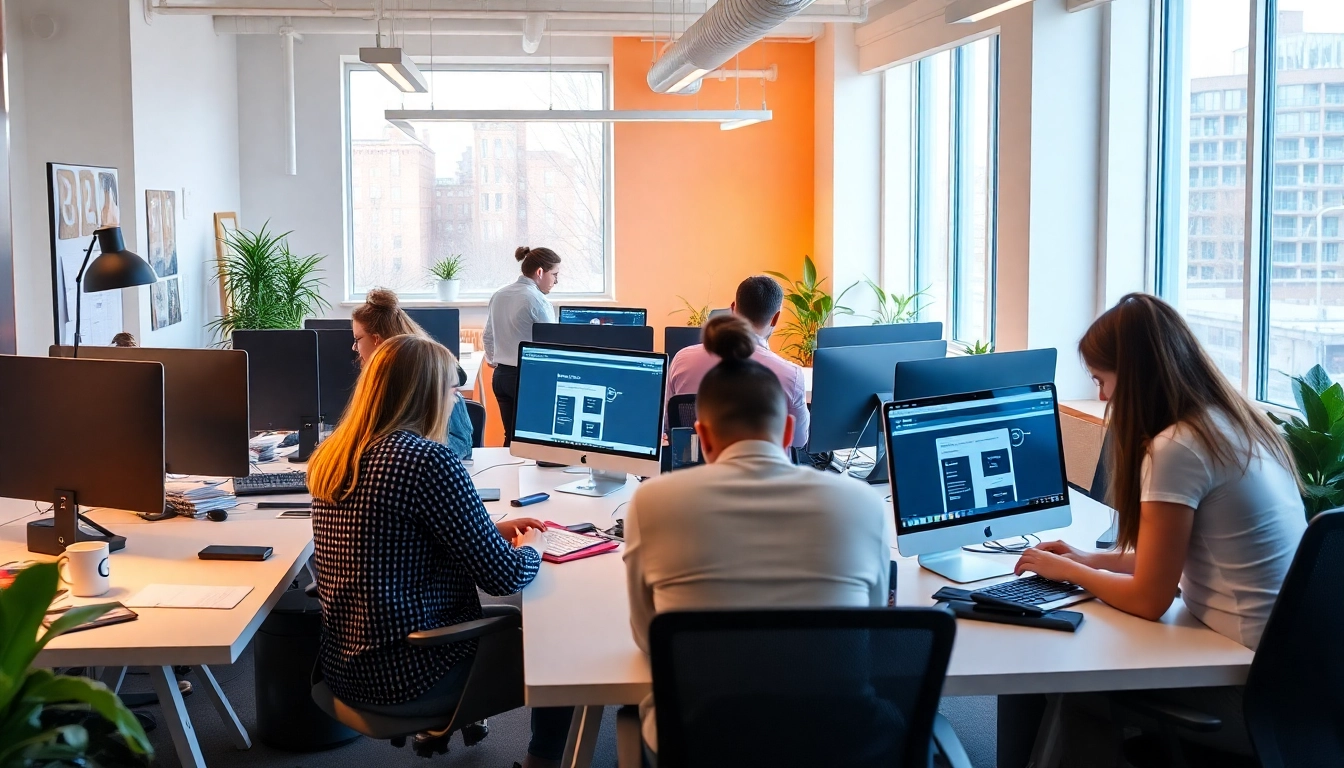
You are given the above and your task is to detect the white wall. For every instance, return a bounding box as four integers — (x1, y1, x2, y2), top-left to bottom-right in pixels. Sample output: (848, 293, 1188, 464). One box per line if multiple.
(7, 0, 136, 355)
(129, 8, 241, 348)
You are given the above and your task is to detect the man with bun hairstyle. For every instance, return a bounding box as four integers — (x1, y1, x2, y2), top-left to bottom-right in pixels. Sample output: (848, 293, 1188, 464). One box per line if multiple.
(623, 314, 894, 757)
(484, 246, 561, 445)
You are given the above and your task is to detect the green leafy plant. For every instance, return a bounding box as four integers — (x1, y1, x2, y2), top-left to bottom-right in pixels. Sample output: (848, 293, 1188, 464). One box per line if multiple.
(864, 279, 929, 325)
(1, 564, 152, 767)
(964, 340, 994, 355)
(428, 255, 465, 281)
(670, 297, 710, 327)
(765, 256, 854, 367)
(1267, 364, 1344, 521)
(210, 222, 329, 341)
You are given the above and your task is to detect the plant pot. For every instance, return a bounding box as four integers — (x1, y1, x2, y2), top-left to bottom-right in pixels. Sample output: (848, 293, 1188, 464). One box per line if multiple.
(436, 279, 461, 303)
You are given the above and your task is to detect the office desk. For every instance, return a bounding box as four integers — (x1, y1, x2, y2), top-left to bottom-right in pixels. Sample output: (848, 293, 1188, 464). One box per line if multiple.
(0, 493, 314, 768)
(477, 448, 1255, 767)
(459, 342, 482, 396)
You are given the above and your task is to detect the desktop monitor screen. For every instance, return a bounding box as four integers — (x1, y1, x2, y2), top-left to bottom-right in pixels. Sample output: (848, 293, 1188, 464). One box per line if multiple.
(892, 348, 1057, 401)
(510, 342, 667, 476)
(304, 318, 351, 330)
(231, 330, 320, 432)
(808, 340, 948, 454)
(884, 383, 1070, 555)
(314, 329, 360, 422)
(405, 308, 460, 353)
(50, 345, 250, 478)
(559, 306, 648, 326)
(531, 323, 655, 352)
(817, 322, 943, 349)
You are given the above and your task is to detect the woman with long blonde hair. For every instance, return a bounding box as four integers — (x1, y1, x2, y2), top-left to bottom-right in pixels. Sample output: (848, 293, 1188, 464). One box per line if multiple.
(307, 334, 570, 767)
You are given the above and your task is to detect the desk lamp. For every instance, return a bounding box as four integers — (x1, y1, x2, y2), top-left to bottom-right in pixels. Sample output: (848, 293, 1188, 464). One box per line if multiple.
(73, 227, 156, 356)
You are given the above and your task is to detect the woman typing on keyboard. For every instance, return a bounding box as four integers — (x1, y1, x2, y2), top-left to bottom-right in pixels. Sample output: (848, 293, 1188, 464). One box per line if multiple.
(306, 334, 571, 768)
(1011, 293, 1306, 763)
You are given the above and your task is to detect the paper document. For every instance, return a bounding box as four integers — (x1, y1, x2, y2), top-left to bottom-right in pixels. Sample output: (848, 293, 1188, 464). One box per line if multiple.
(125, 584, 253, 609)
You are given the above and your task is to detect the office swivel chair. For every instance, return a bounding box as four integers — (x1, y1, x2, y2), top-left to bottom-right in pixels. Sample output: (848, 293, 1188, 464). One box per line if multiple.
(617, 608, 970, 768)
(1114, 509, 1344, 768)
(464, 399, 487, 449)
(666, 394, 698, 430)
(309, 602, 524, 757)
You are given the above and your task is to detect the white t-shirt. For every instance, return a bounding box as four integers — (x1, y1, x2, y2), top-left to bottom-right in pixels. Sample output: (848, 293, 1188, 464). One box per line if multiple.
(1141, 411, 1306, 650)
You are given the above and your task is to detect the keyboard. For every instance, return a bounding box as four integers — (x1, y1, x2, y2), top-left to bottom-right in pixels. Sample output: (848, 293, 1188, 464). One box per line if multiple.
(543, 529, 607, 558)
(971, 575, 1092, 612)
(233, 471, 309, 497)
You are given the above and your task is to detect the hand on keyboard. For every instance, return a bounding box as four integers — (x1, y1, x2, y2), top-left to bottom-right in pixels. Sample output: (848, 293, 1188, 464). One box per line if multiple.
(1015, 544, 1086, 583)
(516, 526, 546, 553)
(497, 517, 547, 541)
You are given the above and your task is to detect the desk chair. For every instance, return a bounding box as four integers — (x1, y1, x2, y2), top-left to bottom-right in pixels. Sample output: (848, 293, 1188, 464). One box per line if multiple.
(1115, 509, 1344, 768)
(464, 399, 487, 448)
(309, 603, 524, 757)
(618, 608, 970, 768)
(666, 394, 697, 430)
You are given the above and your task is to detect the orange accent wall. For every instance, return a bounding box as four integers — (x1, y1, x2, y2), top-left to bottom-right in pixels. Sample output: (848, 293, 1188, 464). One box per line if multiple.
(483, 38, 815, 446)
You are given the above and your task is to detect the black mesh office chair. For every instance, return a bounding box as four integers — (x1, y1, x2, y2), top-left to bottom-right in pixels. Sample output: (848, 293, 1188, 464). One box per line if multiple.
(666, 394, 697, 430)
(624, 608, 970, 768)
(464, 399, 487, 448)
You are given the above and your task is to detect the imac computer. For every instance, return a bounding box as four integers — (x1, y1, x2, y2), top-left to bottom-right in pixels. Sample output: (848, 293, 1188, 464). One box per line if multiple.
(664, 326, 703, 363)
(808, 340, 948, 483)
(305, 318, 351, 330)
(50, 346, 250, 477)
(816, 322, 943, 349)
(559, 306, 648, 326)
(510, 342, 667, 497)
(0, 355, 166, 555)
(231, 330, 321, 462)
(314, 329, 360, 423)
(884, 383, 1071, 583)
(531, 323, 655, 352)
(405, 308, 461, 352)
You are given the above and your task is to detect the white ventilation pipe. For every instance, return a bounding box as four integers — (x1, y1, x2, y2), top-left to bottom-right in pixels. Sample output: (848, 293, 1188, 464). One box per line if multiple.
(647, 0, 816, 93)
(281, 26, 299, 176)
(522, 13, 546, 53)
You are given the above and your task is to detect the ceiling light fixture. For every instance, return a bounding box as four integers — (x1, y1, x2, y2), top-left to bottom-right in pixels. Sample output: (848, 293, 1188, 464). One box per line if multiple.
(667, 68, 711, 94)
(385, 109, 773, 126)
(945, 0, 1033, 24)
(720, 117, 765, 131)
(360, 46, 429, 93)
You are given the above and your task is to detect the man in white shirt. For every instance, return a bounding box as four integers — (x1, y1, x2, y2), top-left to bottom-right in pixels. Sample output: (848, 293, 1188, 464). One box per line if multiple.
(624, 315, 894, 756)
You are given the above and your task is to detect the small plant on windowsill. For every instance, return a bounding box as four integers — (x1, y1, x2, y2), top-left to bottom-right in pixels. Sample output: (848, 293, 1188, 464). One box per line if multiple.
(670, 297, 710, 327)
(864, 278, 930, 325)
(963, 340, 994, 355)
(1267, 364, 1344, 521)
(429, 255, 466, 303)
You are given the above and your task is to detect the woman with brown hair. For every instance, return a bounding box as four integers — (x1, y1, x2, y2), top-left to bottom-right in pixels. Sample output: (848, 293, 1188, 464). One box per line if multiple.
(483, 246, 561, 445)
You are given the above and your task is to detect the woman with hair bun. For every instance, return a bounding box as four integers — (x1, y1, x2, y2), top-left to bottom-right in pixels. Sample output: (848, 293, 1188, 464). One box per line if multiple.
(483, 246, 561, 445)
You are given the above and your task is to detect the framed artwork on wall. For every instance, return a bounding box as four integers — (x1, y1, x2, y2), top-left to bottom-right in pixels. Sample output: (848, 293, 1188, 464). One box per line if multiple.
(214, 212, 238, 314)
(48, 162, 122, 346)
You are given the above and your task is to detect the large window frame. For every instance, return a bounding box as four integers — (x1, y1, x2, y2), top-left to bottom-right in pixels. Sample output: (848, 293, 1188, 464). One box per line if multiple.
(342, 61, 615, 303)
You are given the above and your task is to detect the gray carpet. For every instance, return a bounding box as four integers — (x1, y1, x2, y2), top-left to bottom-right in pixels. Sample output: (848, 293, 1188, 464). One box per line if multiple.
(124, 650, 996, 768)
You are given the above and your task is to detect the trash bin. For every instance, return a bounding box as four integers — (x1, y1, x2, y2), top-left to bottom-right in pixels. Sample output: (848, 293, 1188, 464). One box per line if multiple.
(254, 585, 360, 751)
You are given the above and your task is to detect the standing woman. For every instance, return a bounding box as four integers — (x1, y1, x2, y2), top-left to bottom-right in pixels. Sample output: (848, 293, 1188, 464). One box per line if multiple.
(484, 246, 560, 445)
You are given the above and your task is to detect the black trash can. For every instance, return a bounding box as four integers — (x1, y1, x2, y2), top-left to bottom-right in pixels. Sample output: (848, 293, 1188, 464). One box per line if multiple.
(254, 586, 361, 751)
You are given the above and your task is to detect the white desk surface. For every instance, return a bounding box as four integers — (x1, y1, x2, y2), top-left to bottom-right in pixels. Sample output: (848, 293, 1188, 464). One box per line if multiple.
(479, 448, 1255, 709)
(459, 342, 482, 394)
(0, 495, 313, 669)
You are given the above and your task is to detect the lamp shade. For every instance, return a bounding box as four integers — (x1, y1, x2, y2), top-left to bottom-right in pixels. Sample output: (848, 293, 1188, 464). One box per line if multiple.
(84, 227, 157, 293)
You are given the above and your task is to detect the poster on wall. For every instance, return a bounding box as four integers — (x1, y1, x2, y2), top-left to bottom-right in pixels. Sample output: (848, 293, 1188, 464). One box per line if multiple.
(49, 163, 122, 346)
(146, 189, 182, 330)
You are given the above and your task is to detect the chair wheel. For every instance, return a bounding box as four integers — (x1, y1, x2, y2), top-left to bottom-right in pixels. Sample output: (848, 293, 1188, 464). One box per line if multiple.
(461, 720, 489, 747)
(412, 730, 451, 757)
(390, 736, 407, 749)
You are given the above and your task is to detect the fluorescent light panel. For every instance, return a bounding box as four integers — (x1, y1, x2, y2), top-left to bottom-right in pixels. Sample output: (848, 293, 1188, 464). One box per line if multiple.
(359, 47, 429, 93)
(720, 118, 765, 131)
(946, 0, 1033, 24)
(385, 109, 772, 126)
(668, 68, 710, 94)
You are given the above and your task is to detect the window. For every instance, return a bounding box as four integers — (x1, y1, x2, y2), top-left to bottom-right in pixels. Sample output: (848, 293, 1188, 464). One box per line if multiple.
(1275, 164, 1300, 186)
(1328, 112, 1344, 131)
(1223, 166, 1245, 186)
(1328, 84, 1344, 105)
(1274, 191, 1299, 211)
(1274, 215, 1297, 237)
(1327, 243, 1342, 262)
(1326, 217, 1341, 238)
(1305, 164, 1319, 184)
(882, 37, 998, 345)
(1303, 111, 1321, 132)
(346, 66, 610, 298)
(1226, 88, 1246, 109)
(1276, 139, 1299, 159)
(1303, 242, 1317, 262)
(1305, 137, 1320, 158)
(1224, 140, 1246, 160)
(1326, 138, 1344, 159)
(1226, 115, 1246, 135)
(1273, 242, 1297, 262)
(1277, 112, 1301, 133)
(1327, 165, 1344, 185)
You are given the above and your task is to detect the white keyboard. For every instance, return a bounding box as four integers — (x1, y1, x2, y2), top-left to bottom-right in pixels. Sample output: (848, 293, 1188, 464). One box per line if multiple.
(544, 529, 605, 557)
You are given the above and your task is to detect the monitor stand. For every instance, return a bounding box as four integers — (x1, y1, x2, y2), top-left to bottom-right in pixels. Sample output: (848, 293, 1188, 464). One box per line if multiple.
(917, 549, 1013, 584)
(844, 394, 891, 485)
(555, 468, 628, 498)
(289, 417, 319, 463)
(27, 489, 127, 556)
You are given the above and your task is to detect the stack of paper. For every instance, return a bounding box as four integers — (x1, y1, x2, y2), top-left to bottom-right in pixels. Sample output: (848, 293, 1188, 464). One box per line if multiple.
(165, 481, 237, 519)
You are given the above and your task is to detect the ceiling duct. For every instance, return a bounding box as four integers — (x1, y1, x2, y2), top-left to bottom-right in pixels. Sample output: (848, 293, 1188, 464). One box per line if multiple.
(647, 0, 817, 93)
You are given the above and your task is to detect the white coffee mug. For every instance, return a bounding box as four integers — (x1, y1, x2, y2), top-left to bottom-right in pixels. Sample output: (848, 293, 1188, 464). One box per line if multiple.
(57, 541, 111, 597)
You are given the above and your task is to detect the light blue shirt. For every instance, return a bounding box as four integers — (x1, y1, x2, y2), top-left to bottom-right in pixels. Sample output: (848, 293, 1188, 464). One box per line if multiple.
(483, 276, 555, 367)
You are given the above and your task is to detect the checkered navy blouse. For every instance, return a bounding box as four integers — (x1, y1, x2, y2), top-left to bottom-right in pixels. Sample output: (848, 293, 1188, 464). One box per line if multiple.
(312, 430, 540, 705)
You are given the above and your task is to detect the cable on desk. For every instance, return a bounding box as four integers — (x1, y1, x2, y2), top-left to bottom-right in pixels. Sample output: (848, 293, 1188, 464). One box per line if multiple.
(611, 501, 630, 518)
(962, 534, 1040, 555)
(470, 460, 529, 478)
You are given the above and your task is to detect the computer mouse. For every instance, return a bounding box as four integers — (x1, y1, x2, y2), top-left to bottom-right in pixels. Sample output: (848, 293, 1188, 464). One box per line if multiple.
(207, 509, 228, 522)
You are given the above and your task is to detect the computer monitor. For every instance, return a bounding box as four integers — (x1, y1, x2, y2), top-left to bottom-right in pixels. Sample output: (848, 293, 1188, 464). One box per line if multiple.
(531, 323, 655, 352)
(808, 340, 947, 483)
(664, 326, 703, 363)
(892, 348, 1058, 401)
(50, 345, 250, 477)
(559, 306, 648, 326)
(0, 355, 165, 555)
(405, 308, 460, 353)
(231, 330, 321, 462)
(304, 318, 351, 330)
(708, 308, 731, 319)
(510, 341, 667, 496)
(817, 322, 943, 349)
(314, 329, 360, 423)
(884, 383, 1071, 583)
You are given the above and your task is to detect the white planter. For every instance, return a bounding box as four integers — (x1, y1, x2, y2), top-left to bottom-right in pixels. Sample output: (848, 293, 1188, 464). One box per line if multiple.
(436, 279, 461, 303)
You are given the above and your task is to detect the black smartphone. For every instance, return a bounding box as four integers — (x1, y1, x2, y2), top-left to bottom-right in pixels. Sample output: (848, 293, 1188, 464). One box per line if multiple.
(198, 545, 273, 562)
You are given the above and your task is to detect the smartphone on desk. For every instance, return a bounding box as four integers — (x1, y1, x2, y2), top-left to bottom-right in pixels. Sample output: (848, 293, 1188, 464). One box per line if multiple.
(198, 545, 273, 562)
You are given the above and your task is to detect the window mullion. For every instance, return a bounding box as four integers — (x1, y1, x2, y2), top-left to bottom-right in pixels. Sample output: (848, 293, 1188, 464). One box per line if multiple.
(1243, 0, 1272, 397)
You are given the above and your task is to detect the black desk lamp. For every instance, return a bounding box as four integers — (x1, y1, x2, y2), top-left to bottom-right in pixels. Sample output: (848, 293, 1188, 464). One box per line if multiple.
(73, 227, 156, 357)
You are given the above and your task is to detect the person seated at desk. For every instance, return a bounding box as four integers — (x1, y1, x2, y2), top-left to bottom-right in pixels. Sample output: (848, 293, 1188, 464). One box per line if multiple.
(665, 275, 810, 448)
(624, 315, 893, 758)
(1013, 293, 1306, 762)
(352, 288, 474, 459)
(307, 335, 571, 768)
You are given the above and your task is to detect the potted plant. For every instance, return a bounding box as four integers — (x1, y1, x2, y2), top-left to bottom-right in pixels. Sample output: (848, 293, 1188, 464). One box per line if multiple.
(429, 255, 466, 303)
(765, 256, 854, 367)
(0, 564, 153, 766)
(210, 222, 329, 341)
(963, 340, 994, 355)
(670, 297, 710, 327)
(864, 278, 929, 325)
(1267, 364, 1344, 521)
